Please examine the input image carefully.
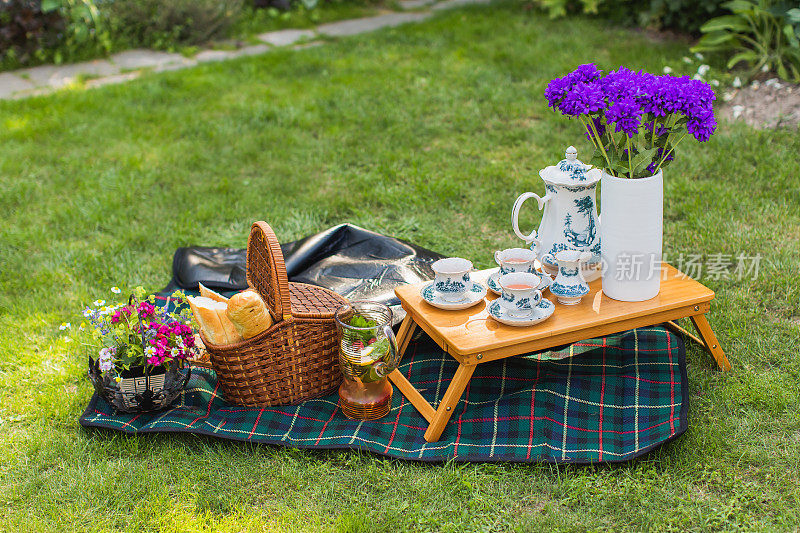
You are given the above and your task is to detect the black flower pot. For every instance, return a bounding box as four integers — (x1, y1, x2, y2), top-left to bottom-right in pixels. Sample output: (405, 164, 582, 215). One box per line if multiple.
(88, 359, 191, 413)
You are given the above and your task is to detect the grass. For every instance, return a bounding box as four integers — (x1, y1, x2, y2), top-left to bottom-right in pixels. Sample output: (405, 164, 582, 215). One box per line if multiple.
(1, 2, 799, 530)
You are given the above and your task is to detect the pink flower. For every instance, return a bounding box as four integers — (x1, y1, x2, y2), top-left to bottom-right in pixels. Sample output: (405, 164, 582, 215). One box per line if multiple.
(137, 302, 155, 318)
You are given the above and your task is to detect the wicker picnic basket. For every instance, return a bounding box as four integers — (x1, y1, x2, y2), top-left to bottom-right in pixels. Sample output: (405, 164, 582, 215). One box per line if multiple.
(200, 221, 347, 407)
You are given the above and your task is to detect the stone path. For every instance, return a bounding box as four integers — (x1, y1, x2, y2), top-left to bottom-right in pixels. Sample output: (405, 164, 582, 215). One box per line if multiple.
(0, 0, 488, 101)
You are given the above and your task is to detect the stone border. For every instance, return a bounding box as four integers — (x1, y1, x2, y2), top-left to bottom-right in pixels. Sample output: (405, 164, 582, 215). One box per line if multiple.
(0, 0, 489, 101)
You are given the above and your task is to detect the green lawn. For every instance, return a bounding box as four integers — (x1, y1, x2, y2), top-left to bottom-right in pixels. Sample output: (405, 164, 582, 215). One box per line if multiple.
(1, 2, 799, 531)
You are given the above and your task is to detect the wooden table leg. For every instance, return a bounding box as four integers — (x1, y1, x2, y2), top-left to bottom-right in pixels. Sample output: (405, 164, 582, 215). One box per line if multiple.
(665, 320, 705, 348)
(395, 314, 418, 357)
(423, 362, 476, 442)
(389, 314, 435, 422)
(689, 314, 731, 372)
(389, 369, 435, 423)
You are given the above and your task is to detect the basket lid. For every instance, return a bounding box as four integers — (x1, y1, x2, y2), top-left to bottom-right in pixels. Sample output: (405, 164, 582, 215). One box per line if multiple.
(246, 221, 291, 322)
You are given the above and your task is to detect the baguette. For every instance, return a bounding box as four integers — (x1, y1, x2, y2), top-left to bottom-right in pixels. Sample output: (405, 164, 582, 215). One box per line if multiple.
(187, 296, 229, 345)
(215, 306, 242, 345)
(199, 283, 229, 303)
(226, 290, 273, 339)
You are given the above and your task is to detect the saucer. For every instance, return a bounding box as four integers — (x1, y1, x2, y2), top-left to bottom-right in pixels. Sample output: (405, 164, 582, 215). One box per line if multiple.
(488, 298, 555, 327)
(421, 280, 487, 311)
(487, 269, 553, 296)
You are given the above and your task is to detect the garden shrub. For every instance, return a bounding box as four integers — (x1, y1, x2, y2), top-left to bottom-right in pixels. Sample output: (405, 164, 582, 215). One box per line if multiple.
(0, 0, 108, 69)
(532, 0, 727, 34)
(105, 0, 244, 50)
(692, 0, 800, 81)
(1, 0, 66, 68)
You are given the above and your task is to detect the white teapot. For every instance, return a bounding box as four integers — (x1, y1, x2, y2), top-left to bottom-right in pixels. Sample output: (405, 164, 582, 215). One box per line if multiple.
(512, 146, 602, 282)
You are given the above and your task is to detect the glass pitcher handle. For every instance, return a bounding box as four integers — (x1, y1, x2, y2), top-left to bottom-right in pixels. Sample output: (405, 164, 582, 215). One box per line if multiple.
(373, 324, 400, 378)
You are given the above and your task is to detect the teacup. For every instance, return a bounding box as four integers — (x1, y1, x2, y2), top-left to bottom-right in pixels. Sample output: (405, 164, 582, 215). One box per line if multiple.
(494, 247, 538, 276)
(432, 257, 473, 302)
(498, 272, 542, 317)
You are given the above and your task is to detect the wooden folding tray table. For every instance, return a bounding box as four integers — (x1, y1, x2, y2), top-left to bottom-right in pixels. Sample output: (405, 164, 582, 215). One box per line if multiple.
(388, 264, 730, 442)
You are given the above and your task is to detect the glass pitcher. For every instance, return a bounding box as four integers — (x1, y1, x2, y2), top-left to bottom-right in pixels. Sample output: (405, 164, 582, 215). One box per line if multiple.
(334, 301, 399, 420)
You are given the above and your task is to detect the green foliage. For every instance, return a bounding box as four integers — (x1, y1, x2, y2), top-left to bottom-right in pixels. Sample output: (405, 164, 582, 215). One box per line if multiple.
(0, 0, 109, 69)
(0, 1, 65, 69)
(106, 0, 244, 51)
(531, 0, 726, 34)
(642, 0, 726, 34)
(693, 0, 800, 81)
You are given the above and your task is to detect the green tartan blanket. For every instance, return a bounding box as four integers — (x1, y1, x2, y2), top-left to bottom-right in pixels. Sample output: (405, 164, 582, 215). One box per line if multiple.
(80, 324, 687, 464)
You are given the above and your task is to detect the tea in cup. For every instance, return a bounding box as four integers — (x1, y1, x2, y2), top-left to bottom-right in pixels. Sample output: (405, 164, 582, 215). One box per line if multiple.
(494, 247, 538, 276)
(498, 272, 542, 317)
(432, 257, 473, 302)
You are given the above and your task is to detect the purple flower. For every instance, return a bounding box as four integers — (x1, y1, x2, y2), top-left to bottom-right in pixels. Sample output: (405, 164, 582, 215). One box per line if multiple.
(585, 115, 606, 141)
(545, 65, 717, 176)
(687, 113, 717, 142)
(646, 147, 675, 174)
(601, 67, 641, 102)
(558, 80, 605, 116)
(644, 121, 669, 137)
(605, 97, 642, 138)
(545, 63, 602, 109)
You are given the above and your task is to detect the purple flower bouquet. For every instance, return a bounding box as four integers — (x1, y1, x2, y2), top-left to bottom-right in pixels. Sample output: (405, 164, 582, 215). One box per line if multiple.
(545, 64, 717, 179)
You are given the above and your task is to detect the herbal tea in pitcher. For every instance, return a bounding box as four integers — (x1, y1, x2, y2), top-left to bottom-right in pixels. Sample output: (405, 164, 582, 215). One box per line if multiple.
(334, 301, 399, 420)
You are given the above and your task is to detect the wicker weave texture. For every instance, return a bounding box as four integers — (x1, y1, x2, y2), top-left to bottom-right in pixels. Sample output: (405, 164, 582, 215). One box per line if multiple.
(247, 221, 290, 321)
(203, 222, 347, 407)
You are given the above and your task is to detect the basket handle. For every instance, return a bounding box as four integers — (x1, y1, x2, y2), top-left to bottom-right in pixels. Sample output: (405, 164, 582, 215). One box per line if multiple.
(246, 221, 292, 322)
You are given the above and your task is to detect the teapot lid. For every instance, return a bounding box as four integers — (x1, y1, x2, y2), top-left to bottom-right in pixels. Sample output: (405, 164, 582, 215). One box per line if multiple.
(539, 146, 601, 185)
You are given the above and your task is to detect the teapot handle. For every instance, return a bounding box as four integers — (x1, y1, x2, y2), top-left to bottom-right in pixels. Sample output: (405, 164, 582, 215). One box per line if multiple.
(512, 192, 550, 247)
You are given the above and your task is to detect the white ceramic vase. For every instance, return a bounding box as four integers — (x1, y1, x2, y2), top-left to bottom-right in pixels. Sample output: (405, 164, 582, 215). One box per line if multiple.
(600, 170, 663, 302)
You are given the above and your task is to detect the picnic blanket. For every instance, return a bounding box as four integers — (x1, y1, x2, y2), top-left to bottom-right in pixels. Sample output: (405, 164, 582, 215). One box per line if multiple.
(80, 325, 687, 463)
(79, 227, 688, 462)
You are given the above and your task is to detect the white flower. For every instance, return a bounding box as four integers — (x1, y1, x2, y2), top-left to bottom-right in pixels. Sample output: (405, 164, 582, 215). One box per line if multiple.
(59, 322, 71, 331)
(83, 307, 93, 318)
(64, 337, 73, 343)
(694, 52, 704, 61)
(110, 287, 121, 294)
(93, 300, 105, 307)
(692, 74, 703, 81)
(99, 346, 115, 359)
(145, 346, 157, 356)
(710, 79, 720, 87)
(662, 66, 673, 74)
(697, 64, 710, 76)
(732, 76, 742, 88)
(761, 64, 769, 72)
(732, 105, 745, 119)
(682, 56, 692, 64)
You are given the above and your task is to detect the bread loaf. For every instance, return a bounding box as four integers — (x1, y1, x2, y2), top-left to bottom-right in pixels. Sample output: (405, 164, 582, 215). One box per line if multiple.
(187, 296, 243, 345)
(226, 290, 273, 339)
(199, 283, 228, 303)
(187, 296, 229, 345)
